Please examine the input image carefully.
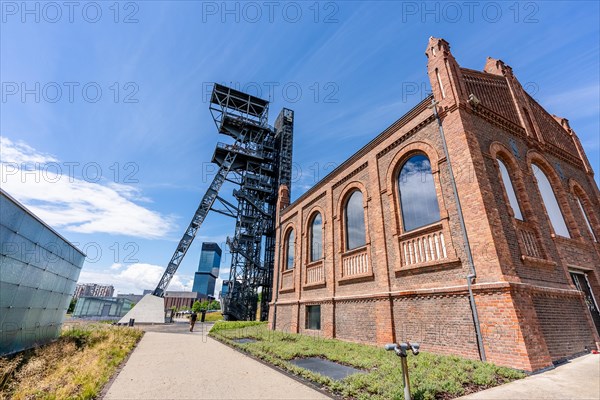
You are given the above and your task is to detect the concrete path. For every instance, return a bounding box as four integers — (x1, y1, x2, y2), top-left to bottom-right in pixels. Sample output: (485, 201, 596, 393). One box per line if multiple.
(103, 322, 330, 399)
(460, 354, 600, 399)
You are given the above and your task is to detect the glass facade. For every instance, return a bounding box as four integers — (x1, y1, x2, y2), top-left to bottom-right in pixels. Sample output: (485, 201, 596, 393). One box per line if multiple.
(399, 155, 441, 231)
(310, 213, 323, 261)
(286, 230, 295, 269)
(192, 242, 221, 297)
(345, 190, 366, 250)
(497, 159, 524, 220)
(0, 190, 85, 356)
(73, 297, 133, 319)
(532, 164, 570, 238)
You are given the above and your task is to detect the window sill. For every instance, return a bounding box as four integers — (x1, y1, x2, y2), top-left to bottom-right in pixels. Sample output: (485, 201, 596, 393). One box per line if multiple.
(279, 287, 295, 294)
(338, 271, 374, 285)
(551, 235, 594, 250)
(303, 281, 326, 290)
(521, 255, 557, 268)
(395, 257, 461, 275)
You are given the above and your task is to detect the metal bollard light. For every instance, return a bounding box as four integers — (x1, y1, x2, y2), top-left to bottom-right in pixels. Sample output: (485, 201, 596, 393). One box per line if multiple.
(385, 342, 420, 400)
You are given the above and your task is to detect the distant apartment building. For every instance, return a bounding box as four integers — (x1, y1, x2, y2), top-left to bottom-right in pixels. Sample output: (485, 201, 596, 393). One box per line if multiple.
(192, 242, 221, 298)
(74, 283, 114, 299)
(164, 291, 202, 310)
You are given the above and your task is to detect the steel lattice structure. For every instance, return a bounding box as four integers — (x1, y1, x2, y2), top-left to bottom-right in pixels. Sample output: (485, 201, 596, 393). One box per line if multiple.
(153, 84, 293, 321)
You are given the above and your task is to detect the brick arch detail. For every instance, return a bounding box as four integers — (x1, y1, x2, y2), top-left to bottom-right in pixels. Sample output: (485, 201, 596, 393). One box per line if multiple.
(568, 179, 600, 238)
(335, 181, 371, 253)
(385, 140, 444, 234)
(281, 223, 297, 271)
(305, 205, 327, 263)
(489, 142, 530, 220)
(526, 150, 579, 239)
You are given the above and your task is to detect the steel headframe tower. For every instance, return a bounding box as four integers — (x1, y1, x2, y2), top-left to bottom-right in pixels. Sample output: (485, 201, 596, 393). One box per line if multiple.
(152, 83, 293, 322)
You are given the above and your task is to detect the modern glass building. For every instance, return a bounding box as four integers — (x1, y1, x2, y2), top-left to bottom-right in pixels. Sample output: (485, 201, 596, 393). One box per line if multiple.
(73, 297, 133, 320)
(192, 242, 221, 298)
(0, 189, 85, 356)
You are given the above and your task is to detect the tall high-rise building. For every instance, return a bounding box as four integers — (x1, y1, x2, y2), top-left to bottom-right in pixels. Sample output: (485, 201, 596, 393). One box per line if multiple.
(192, 242, 221, 298)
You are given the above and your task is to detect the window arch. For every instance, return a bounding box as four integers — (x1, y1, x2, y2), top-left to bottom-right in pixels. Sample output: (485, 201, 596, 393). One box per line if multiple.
(531, 163, 570, 238)
(575, 196, 597, 242)
(399, 154, 441, 231)
(497, 159, 523, 220)
(284, 229, 295, 269)
(345, 190, 366, 250)
(309, 213, 323, 262)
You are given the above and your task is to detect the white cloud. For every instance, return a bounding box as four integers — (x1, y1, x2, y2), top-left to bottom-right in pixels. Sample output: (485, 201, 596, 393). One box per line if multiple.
(0, 136, 174, 239)
(79, 262, 192, 295)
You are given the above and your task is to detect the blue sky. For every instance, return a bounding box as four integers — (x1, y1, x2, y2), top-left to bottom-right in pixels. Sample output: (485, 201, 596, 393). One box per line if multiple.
(1, 1, 598, 295)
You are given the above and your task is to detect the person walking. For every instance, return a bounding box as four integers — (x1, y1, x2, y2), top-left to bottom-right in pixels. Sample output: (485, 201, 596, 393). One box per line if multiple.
(189, 311, 198, 332)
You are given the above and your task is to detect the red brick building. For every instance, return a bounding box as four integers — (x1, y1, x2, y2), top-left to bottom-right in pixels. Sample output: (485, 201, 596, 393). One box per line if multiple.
(268, 37, 600, 371)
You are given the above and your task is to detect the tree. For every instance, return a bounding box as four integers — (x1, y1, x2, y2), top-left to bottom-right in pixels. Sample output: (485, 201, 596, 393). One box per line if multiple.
(67, 297, 77, 314)
(192, 300, 202, 313)
(209, 300, 221, 310)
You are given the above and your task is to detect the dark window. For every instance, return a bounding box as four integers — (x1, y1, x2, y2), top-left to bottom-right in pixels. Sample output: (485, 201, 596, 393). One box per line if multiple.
(345, 190, 366, 250)
(399, 154, 441, 231)
(285, 230, 295, 269)
(497, 159, 523, 220)
(306, 305, 321, 330)
(310, 213, 323, 262)
(532, 164, 570, 238)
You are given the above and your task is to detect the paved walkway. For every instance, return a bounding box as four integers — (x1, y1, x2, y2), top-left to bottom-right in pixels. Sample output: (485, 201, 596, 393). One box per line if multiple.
(460, 354, 600, 399)
(103, 322, 330, 399)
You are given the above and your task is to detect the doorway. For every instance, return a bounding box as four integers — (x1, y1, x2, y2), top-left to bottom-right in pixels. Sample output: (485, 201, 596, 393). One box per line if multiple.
(570, 271, 600, 336)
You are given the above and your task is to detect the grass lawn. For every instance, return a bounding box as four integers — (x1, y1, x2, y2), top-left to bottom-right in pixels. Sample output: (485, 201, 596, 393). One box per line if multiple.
(204, 311, 224, 322)
(0, 324, 143, 400)
(209, 321, 525, 400)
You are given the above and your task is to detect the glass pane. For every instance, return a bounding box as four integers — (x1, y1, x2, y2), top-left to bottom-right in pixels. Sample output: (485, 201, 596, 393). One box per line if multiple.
(345, 191, 366, 250)
(576, 197, 597, 242)
(286, 230, 295, 269)
(497, 160, 523, 220)
(532, 164, 570, 238)
(306, 305, 321, 330)
(310, 213, 323, 261)
(399, 155, 441, 231)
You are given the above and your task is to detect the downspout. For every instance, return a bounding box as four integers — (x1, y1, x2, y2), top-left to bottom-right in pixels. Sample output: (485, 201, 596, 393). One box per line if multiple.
(430, 99, 487, 362)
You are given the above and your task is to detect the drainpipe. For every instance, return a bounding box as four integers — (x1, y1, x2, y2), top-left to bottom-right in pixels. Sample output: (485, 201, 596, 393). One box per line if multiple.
(430, 99, 487, 362)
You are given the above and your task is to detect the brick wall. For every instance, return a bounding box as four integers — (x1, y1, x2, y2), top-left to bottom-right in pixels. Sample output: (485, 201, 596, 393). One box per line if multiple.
(532, 293, 596, 361)
(268, 37, 600, 372)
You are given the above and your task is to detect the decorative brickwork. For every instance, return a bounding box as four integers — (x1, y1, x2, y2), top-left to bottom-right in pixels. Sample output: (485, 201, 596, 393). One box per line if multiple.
(269, 37, 600, 372)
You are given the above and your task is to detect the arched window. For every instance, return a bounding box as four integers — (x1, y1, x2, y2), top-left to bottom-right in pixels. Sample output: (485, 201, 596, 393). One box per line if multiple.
(310, 213, 323, 262)
(399, 154, 441, 231)
(497, 159, 523, 220)
(531, 164, 570, 238)
(285, 229, 295, 269)
(345, 190, 366, 250)
(576, 196, 597, 242)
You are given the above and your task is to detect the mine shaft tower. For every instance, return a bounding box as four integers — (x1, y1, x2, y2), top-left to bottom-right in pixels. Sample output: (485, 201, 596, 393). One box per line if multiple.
(152, 84, 293, 321)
